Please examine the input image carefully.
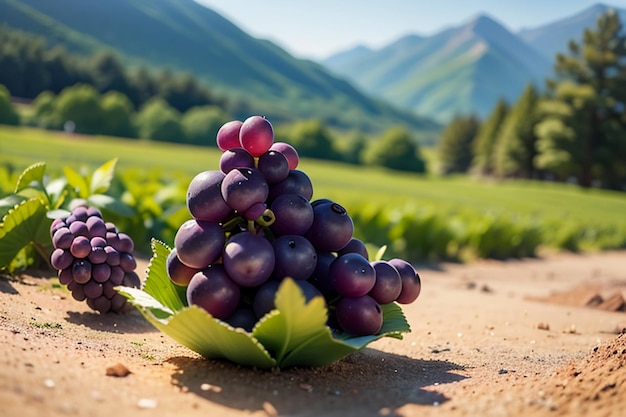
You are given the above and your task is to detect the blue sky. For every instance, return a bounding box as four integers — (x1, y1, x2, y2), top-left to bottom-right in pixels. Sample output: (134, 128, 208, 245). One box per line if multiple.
(196, 1, 626, 59)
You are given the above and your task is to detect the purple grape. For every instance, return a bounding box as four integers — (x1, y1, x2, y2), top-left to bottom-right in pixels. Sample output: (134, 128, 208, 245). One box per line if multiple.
(92, 263, 112, 283)
(223, 232, 275, 287)
(69, 220, 88, 237)
(72, 259, 92, 284)
(335, 295, 383, 336)
(219, 148, 255, 174)
(216, 120, 242, 151)
(270, 142, 299, 170)
(166, 248, 200, 286)
(186, 265, 240, 320)
(243, 202, 267, 221)
(252, 280, 280, 318)
(86, 216, 107, 238)
(106, 231, 121, 249)
(224, 307, 257, 332)
(269, 193, 314, 236)
(52, 227, 74, 249)
(174, 219, 225, 269)
(311, 198, 334, 208)
(186, 170, 233, 223)
(220, 168, 269, 213)
(88, 246, 107, 264)
(86, 207, 103, 218)
(272, 235, 317, 281)
(338, 238, 369, 260)
(368, 260, 402, 304)
(90, 236, 107, 248)
(388, 258, 422, 304)
(305, 202, 354, 252)
(51, 248, 73, 270)
(239, 115, 274, 157)
(68, 280, 86, 301)
(50, 217, 67, 237)
(105, 222, 118, 233)
(70, 236, 91, 258)
(71, 206, 89, 222)
(122, 271, 141, 288)
(329, 253, 375, 297)
(110, 294, 129, 313)
(119, 252, 137, 273)
(91, 295, 112, 314)
(307, 251, 337, 299)
(103, 280, 117, 298)
(258, 150, 289, 184)
(268, 170, 313, 202)
(104, 246, 120, 266)
(58, 267, 73, 285)
(84, 279, 104, 299)
(117, 233, 134, 253)
(109, 266, 125, 285)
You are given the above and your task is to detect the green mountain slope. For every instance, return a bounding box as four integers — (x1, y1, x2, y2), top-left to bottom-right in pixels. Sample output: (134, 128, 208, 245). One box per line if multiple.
(0, 0, 438, 133)
(323, 15, 552, 122)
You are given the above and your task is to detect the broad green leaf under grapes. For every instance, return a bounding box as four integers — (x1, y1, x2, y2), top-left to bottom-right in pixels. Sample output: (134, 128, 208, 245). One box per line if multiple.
(0, 199, 48, 273)
(117, 240, 411, 369)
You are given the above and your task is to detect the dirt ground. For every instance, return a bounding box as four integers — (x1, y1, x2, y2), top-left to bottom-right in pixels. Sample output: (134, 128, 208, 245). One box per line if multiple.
(1, 250, 625, 417)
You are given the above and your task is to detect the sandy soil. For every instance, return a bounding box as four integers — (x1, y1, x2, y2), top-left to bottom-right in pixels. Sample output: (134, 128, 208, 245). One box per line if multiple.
(1, 250, 625, 417)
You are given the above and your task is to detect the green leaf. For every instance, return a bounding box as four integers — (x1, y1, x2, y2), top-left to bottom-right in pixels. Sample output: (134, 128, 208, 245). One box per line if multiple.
(374, 244, 388, 261)
(142, 239, 186, 312)
(63, 166, 89, 199)
(0, 199, 48, 273)
(87, 194, 135, 217)
(0, 195, 28, 219)
(14, 162, 46, 194)
(90, 158, 118, 195)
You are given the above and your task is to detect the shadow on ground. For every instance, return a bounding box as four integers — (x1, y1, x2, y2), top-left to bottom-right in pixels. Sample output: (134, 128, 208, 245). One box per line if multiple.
(64, 308, 156, 334)
(167, 348, 466, 416)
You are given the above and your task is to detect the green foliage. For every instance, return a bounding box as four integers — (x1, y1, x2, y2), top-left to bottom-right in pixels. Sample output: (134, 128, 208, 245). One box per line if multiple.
(136, 98, 185, 142)
(54, 84, 104, 134)
(100, 91, 136, 138)
(117, 240, 410, 369)
(437, 115, 480, 175)
(181, 105, 228, 146)
(283, 119, 341, 161)
(362, 126, 426, 173)
(471, 98, 509, 175)
(0, 84, 19, 125)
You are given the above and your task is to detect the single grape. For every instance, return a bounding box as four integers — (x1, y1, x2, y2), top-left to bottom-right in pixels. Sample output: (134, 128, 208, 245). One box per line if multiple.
(329, 253, 376, 297)
(84, 279, 104, 299)
(216, 120, 243, 151)
(220, 168, 269, 213)
(258, 150, 289, 184)
(269, 193, 314, 236)
(110, 293, 129, 313)
(223, 231, 275, 287)
(310, 198, 334, 208)
(368, 260, 402, 304)
(335, 295, 383, 336)
(58, 267, 73, 285)
(270, 142, 299, 170)
(68, 280, 86, 302)
(50, 217, 66, 237)
(72, 259, 92, 284)
(219, 148, 255, 174)
(243, 202, 267, 221)
(186, 170, 233, 223)
(272, 235, 317, 281)
(174, 219, 225, 269)
(52, 227, 74, 250)
(122, 271, 141, 288)
(252, 280, 280, 318)
(338, 237, 369, 260)
(103, 280, 117, 299)
(106, 231, 121, 249)
(86, 216, 107, 238)
(92, 263, 112, 283)
(268, 170, 313, 202)
(86, 207, 103, 219)
(70, 206, 89, 222)
(224, 307, 257, 332)
(117, 233, 134, 253)
(307, 251, 337, 299)
(90, 236, 107, 248)
(388, 258, 422, 304)
(88, 246, 107, 264)
(69, 220, 88, 237)
(91, 295, 112, 314)
(239, 115, 274, 157)
(109, 265, 125, 285)
(51, 248, 73, 270)
(166, 248, 200, 286)
(119, 252, 137, 273)
(104, 246, 120, 266)
(105, 222, 118, 233)
(305, 202, 354, 252)
(187, 265, 240, 320)
(70, 236, 91, 258)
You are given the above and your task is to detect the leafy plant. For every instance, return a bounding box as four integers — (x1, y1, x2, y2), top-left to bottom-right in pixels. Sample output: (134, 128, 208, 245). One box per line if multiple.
(0, 159, 132, 274)
(117, 240, 410, 369)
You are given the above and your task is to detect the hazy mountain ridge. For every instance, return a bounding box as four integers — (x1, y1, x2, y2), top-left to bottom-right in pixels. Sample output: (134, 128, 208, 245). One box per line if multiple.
(322, 3, 626, 122)
(0, 0, 438, 133)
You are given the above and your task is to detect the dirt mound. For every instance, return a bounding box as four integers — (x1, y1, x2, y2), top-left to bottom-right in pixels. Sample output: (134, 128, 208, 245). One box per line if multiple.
(531, 282, 626, 313)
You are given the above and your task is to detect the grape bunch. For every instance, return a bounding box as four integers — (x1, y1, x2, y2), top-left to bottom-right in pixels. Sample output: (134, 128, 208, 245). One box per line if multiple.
(168, 115, 422, 336)
(49, 206, 141, 313)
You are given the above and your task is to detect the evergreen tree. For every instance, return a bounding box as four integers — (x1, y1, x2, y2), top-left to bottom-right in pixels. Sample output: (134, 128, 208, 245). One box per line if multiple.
(362, 126, 426, 173)
(438, 115, 480, 175)
(494, 84, 541, 179)
(471, 98, 509, 175)
(536, 10, 626, 189)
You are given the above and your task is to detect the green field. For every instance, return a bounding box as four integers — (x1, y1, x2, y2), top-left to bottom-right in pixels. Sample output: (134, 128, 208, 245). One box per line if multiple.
(2, 125, 626, 261)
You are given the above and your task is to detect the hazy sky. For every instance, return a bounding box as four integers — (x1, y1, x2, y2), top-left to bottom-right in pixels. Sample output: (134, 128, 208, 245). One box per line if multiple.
(195, 1, 626, 59)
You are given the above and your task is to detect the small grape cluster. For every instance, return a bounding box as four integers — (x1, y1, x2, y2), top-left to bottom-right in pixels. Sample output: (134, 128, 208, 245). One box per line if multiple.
(168, 115, 422, 336)
(49, 206, 141, 313)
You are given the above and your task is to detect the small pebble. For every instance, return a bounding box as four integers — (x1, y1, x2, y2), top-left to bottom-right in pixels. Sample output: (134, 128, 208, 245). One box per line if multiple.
(137, 398, 157, 409)
(43, 379, 55, 388)
(106, 363, 131, 377)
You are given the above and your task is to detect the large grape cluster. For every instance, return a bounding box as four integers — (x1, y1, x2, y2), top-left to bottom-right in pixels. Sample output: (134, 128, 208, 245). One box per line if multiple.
(169, 115, 422, 336)
(49, 206, 141, 313)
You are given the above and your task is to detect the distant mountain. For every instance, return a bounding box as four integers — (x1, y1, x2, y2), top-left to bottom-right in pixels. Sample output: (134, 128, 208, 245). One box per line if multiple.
(519, 3, 626, 61)
(323, 15, 552, 122)
(0, 0, 438, 133)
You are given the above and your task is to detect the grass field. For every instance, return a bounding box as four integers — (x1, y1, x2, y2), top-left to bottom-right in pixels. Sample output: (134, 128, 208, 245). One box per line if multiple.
(2, 125, 626, 260)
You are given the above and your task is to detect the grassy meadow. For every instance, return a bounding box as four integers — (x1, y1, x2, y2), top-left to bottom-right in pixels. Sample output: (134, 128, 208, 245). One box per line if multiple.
(2, 125, 626, 262)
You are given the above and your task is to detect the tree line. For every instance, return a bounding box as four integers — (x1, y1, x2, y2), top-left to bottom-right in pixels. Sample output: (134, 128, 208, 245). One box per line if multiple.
(437, 10, 626, 190)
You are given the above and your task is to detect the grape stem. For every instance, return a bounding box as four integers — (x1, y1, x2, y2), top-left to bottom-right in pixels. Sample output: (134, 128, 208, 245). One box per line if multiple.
(256, 209, 275, 227)
(222, 216, 245, 232)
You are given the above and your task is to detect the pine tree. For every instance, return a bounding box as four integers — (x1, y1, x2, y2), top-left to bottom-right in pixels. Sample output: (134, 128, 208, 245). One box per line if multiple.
(494, 84, 541, 179)
(536, 10, 626, 189)
(471, 98, 509, 176)
(438, 114, 480, 175)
